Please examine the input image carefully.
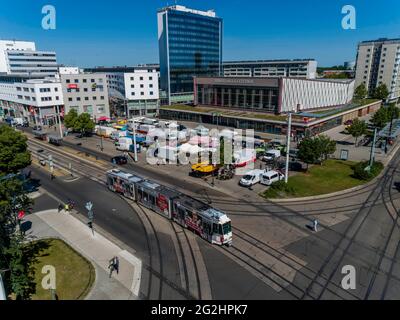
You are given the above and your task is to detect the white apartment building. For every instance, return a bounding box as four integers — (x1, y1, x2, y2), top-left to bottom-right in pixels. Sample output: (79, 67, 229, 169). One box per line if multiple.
(355, 38, 400, 103)
(0, 40, 58, 78)
(104, 67, 159, 117)
(0, 77, 63, 125)
(223, 59, 317, 79)
(60, 70, 110, 120)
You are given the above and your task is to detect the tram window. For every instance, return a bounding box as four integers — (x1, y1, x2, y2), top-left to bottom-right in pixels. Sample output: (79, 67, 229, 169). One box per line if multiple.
(213, 224, 219, 234)
(149, 194, 156, 206)
(138, 189, 143, 200)
(143, 191, 149, 201)
(222, 222, 231, 234)
(219, 224, 223, 235)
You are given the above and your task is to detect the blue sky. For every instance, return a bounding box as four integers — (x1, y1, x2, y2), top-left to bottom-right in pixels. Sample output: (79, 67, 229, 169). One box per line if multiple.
(1, 0, 399, 67)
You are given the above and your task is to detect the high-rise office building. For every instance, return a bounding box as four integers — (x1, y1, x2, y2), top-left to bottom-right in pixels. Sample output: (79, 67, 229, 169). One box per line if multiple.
(157, 5, 223, 105)
(355, 38, 400, 103)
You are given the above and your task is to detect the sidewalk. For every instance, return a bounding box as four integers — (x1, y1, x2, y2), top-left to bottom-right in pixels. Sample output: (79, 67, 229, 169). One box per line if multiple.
(25, 209, 142, 300)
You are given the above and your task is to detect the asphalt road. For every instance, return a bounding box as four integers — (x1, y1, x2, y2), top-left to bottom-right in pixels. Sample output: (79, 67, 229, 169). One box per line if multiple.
(23, 127, 400, 300)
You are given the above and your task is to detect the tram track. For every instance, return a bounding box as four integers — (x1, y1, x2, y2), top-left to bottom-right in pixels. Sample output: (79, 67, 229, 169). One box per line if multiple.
(26, 136, 201, 300)
(301, 159, 398, 300)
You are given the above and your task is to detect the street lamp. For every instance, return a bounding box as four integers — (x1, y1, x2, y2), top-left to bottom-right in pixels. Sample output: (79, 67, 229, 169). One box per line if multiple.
(284, 112, 292, 184)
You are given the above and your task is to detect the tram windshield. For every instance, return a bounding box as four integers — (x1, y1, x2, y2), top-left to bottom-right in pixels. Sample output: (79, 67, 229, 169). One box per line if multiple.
(222, 222, 232, 234)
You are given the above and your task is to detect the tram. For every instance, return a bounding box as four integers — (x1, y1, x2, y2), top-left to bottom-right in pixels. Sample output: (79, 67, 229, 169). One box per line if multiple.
(106, 169, 232, 246)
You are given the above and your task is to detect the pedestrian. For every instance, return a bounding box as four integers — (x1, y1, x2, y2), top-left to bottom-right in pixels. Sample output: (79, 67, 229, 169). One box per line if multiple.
(50, 173, 55, 180)
(114, 256, 119, 274)
(108, 257, 116, 278)
(313, 219, 318, 232)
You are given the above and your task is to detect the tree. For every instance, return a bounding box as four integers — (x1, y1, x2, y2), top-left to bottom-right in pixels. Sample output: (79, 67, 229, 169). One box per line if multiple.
(297, 137, 322, 171)
(347, 119, 367, 146)
(0, 126, 35, 299)
(372, 84, 389, 101)
(354, 84, 368, 100)
(315, 135, 336, 161)
(73, 113, 95, 135)
(0, 125, 31, 174)
(63, 109, 78, 129)
(371, 107, 389, 129)
(387, 103, 400, 121)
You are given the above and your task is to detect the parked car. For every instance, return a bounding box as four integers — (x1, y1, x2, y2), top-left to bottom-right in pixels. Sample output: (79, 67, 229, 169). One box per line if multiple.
(239, 169, 265, 187)
(111, 155, 128, 165)
(260, 170, 285, 186)
(262, 149, 281, 162)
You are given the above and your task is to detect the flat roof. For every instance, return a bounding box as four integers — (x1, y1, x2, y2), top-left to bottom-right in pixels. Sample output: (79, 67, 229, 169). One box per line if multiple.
(223, 59, 315, 65)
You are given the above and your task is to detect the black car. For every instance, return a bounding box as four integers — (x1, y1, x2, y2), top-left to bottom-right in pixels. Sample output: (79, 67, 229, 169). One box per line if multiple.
(111, 155, 128, 165)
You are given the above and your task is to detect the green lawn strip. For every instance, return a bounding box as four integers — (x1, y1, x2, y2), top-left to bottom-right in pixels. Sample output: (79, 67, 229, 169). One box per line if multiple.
(263, 160, 369, 199)
(30, 238, 95, 300)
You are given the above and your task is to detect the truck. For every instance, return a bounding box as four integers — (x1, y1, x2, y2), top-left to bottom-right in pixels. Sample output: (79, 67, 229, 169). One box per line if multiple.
(96, 126, 116, 138)
(116, 137, 143, 151)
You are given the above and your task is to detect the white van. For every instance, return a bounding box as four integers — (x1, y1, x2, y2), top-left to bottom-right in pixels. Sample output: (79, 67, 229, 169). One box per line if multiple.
(262, 149, 281, 162)
(117, 137, 133, 151)
(239, 169, 265, 187)
(157, 146, 178, 162)
(260, 170, 285, 186)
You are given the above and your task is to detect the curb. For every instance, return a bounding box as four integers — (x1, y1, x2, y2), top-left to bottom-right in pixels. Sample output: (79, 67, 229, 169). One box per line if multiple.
(268, 142, 400, 203)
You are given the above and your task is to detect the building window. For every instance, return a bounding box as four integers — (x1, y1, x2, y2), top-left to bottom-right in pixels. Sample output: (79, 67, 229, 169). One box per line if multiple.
(91, 79, 95, 83)
(140, 92, 144, 96)
(140, 77, 143, 80)
(77, 97, 81, 101)
(68, 98, 72, 101)
(85, 97, 89, 101)
(149, 84, 153, 88)
(54, 87, 58, 92)
(83, 79, 87, 83)
(130, 77, 134, 81)
(131, 85, 134, 88)
(84, 88, 88, 92)
(30, 88, 34, 93)
(74, 79, 79, 83)
(56, 96, 59, 100)
(97, 105, 105, 113)
(149, 76, 153, 80)
(150, 91, 153, 95)
(140, 84, 144, 88)
(66, 79, 70, 83)
(93, 96, 97, 100)
(100, 96, 104, 100)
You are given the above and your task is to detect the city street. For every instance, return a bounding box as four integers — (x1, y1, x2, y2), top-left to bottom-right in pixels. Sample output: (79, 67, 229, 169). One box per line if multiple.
(25, 132, 400, 300)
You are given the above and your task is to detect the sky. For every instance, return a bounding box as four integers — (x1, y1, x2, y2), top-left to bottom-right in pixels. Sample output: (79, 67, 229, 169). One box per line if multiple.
(0, 0, 399, 68)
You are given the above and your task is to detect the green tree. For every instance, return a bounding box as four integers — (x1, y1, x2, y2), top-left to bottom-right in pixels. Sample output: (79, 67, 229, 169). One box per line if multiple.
(387, 103, 400, 121)
(315, 135, 336, 161)
(63, 109, 78, 129)
(372, 84, 389, 101)
(354, 84, 368, 100)
(73, 113, 95, 135)
(347, 119, 367, 146)
(297, 137, 322, 171)
(371, 107, 389, 129)
(0, 125, 31, 174)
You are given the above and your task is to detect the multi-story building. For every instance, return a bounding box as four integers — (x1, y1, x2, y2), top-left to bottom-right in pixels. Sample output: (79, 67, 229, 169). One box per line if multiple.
(194, 76, 355, 113)
(60, 69, 110, 120)
(158, 5, 223, 105)
(355, 38, 400, 103)
(0, 76, 63, 125)
(86, 66, 160, 117)
(223, 59, 317, 79)
(0, 40, 58, 78)
(0, 40, 61, 123)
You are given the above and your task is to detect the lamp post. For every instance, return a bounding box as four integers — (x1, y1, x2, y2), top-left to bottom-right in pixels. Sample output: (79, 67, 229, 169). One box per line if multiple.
(284, 112, 292, 184)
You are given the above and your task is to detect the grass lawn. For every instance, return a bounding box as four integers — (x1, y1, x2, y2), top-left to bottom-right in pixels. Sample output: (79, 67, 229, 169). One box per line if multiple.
(263, 159, 373, 199)
(30, 238, 95, 300)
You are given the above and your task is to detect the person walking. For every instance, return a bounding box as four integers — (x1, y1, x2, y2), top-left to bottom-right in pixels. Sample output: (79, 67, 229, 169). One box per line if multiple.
(114, 256, 119, 275)
(108, 256, 117, 278)
(313, 219, 319, 232)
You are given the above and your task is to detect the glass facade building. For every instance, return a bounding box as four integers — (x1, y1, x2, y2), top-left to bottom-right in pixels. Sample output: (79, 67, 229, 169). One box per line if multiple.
(158, 5, 222, 104)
